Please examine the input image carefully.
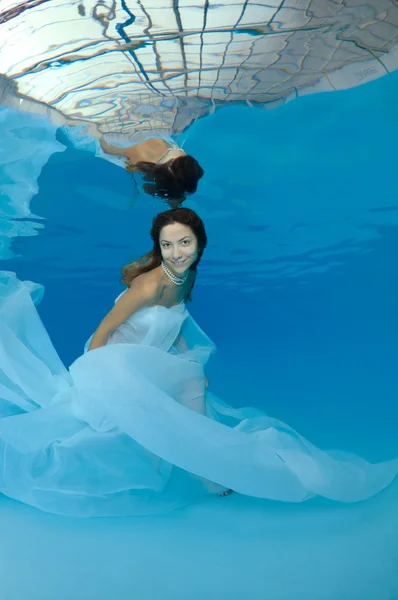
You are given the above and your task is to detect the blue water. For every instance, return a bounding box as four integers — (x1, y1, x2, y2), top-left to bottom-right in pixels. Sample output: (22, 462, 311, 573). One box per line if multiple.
(1, 71, 398, 598)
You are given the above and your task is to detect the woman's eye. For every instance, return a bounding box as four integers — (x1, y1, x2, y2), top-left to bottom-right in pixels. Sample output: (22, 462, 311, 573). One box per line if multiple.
(182, 240, 190, 246)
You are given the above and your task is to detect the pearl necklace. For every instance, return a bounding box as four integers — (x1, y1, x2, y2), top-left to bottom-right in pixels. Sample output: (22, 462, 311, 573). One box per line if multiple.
(162, 261, 188, 286)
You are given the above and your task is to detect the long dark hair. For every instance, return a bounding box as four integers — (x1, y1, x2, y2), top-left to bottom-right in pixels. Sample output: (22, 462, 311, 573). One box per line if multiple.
(121, 208, 207, 288)
(127, 155, 204, 205)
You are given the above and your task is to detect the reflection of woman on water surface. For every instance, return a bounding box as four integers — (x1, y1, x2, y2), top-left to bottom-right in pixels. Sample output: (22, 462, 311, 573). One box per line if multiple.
(100, 136, 204, 206)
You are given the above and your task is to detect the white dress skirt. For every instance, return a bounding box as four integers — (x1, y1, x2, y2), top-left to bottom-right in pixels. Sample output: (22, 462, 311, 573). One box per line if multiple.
(0, 271, 397, 517)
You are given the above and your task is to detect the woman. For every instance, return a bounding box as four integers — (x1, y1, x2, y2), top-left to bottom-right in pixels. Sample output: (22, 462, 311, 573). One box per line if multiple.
(0, 208, 397, 517)
(0, 78, 206, 206)
(88, 207, 203, 352)
(99, 137, 204, 206)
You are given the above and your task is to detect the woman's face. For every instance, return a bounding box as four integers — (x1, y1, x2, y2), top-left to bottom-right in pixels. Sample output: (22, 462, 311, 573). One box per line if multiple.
(159, 222, 198, 275)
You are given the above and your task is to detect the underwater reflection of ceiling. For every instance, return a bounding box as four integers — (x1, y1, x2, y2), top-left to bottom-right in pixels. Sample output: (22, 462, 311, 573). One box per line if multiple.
(0, 0, 397, 129)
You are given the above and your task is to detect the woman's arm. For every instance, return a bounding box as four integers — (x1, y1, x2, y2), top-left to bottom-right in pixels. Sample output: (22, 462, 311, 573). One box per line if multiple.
(99, 138, 130, 157)
(174, 331, 188, 353)
(99, 139, 141, 172)
(88, 278, 159, 351)
(173, 274, 197, 352)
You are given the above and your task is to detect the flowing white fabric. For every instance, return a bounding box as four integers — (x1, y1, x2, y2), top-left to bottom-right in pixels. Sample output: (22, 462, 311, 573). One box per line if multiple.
(0, 271, 397, 517)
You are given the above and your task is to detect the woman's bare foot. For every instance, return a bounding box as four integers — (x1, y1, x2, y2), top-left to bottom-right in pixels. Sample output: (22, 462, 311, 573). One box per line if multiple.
(219, 489, 233, 497)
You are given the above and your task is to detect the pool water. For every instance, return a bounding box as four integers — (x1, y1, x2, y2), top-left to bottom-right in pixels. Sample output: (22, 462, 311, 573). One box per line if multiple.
(1, 70, 398, 598)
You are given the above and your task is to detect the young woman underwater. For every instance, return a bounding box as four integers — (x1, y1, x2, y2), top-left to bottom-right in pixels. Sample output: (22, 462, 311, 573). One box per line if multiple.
(0, 208, 396, 516)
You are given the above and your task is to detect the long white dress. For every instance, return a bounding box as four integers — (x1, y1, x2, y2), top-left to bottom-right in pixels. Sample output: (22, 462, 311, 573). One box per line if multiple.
(0, 271, 397, 517)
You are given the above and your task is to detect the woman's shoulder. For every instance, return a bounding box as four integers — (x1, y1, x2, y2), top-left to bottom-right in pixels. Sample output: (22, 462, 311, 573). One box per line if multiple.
(127, 268, 165, 300)
(124, 137, 172, 163)
(127, 137, 170, 154)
